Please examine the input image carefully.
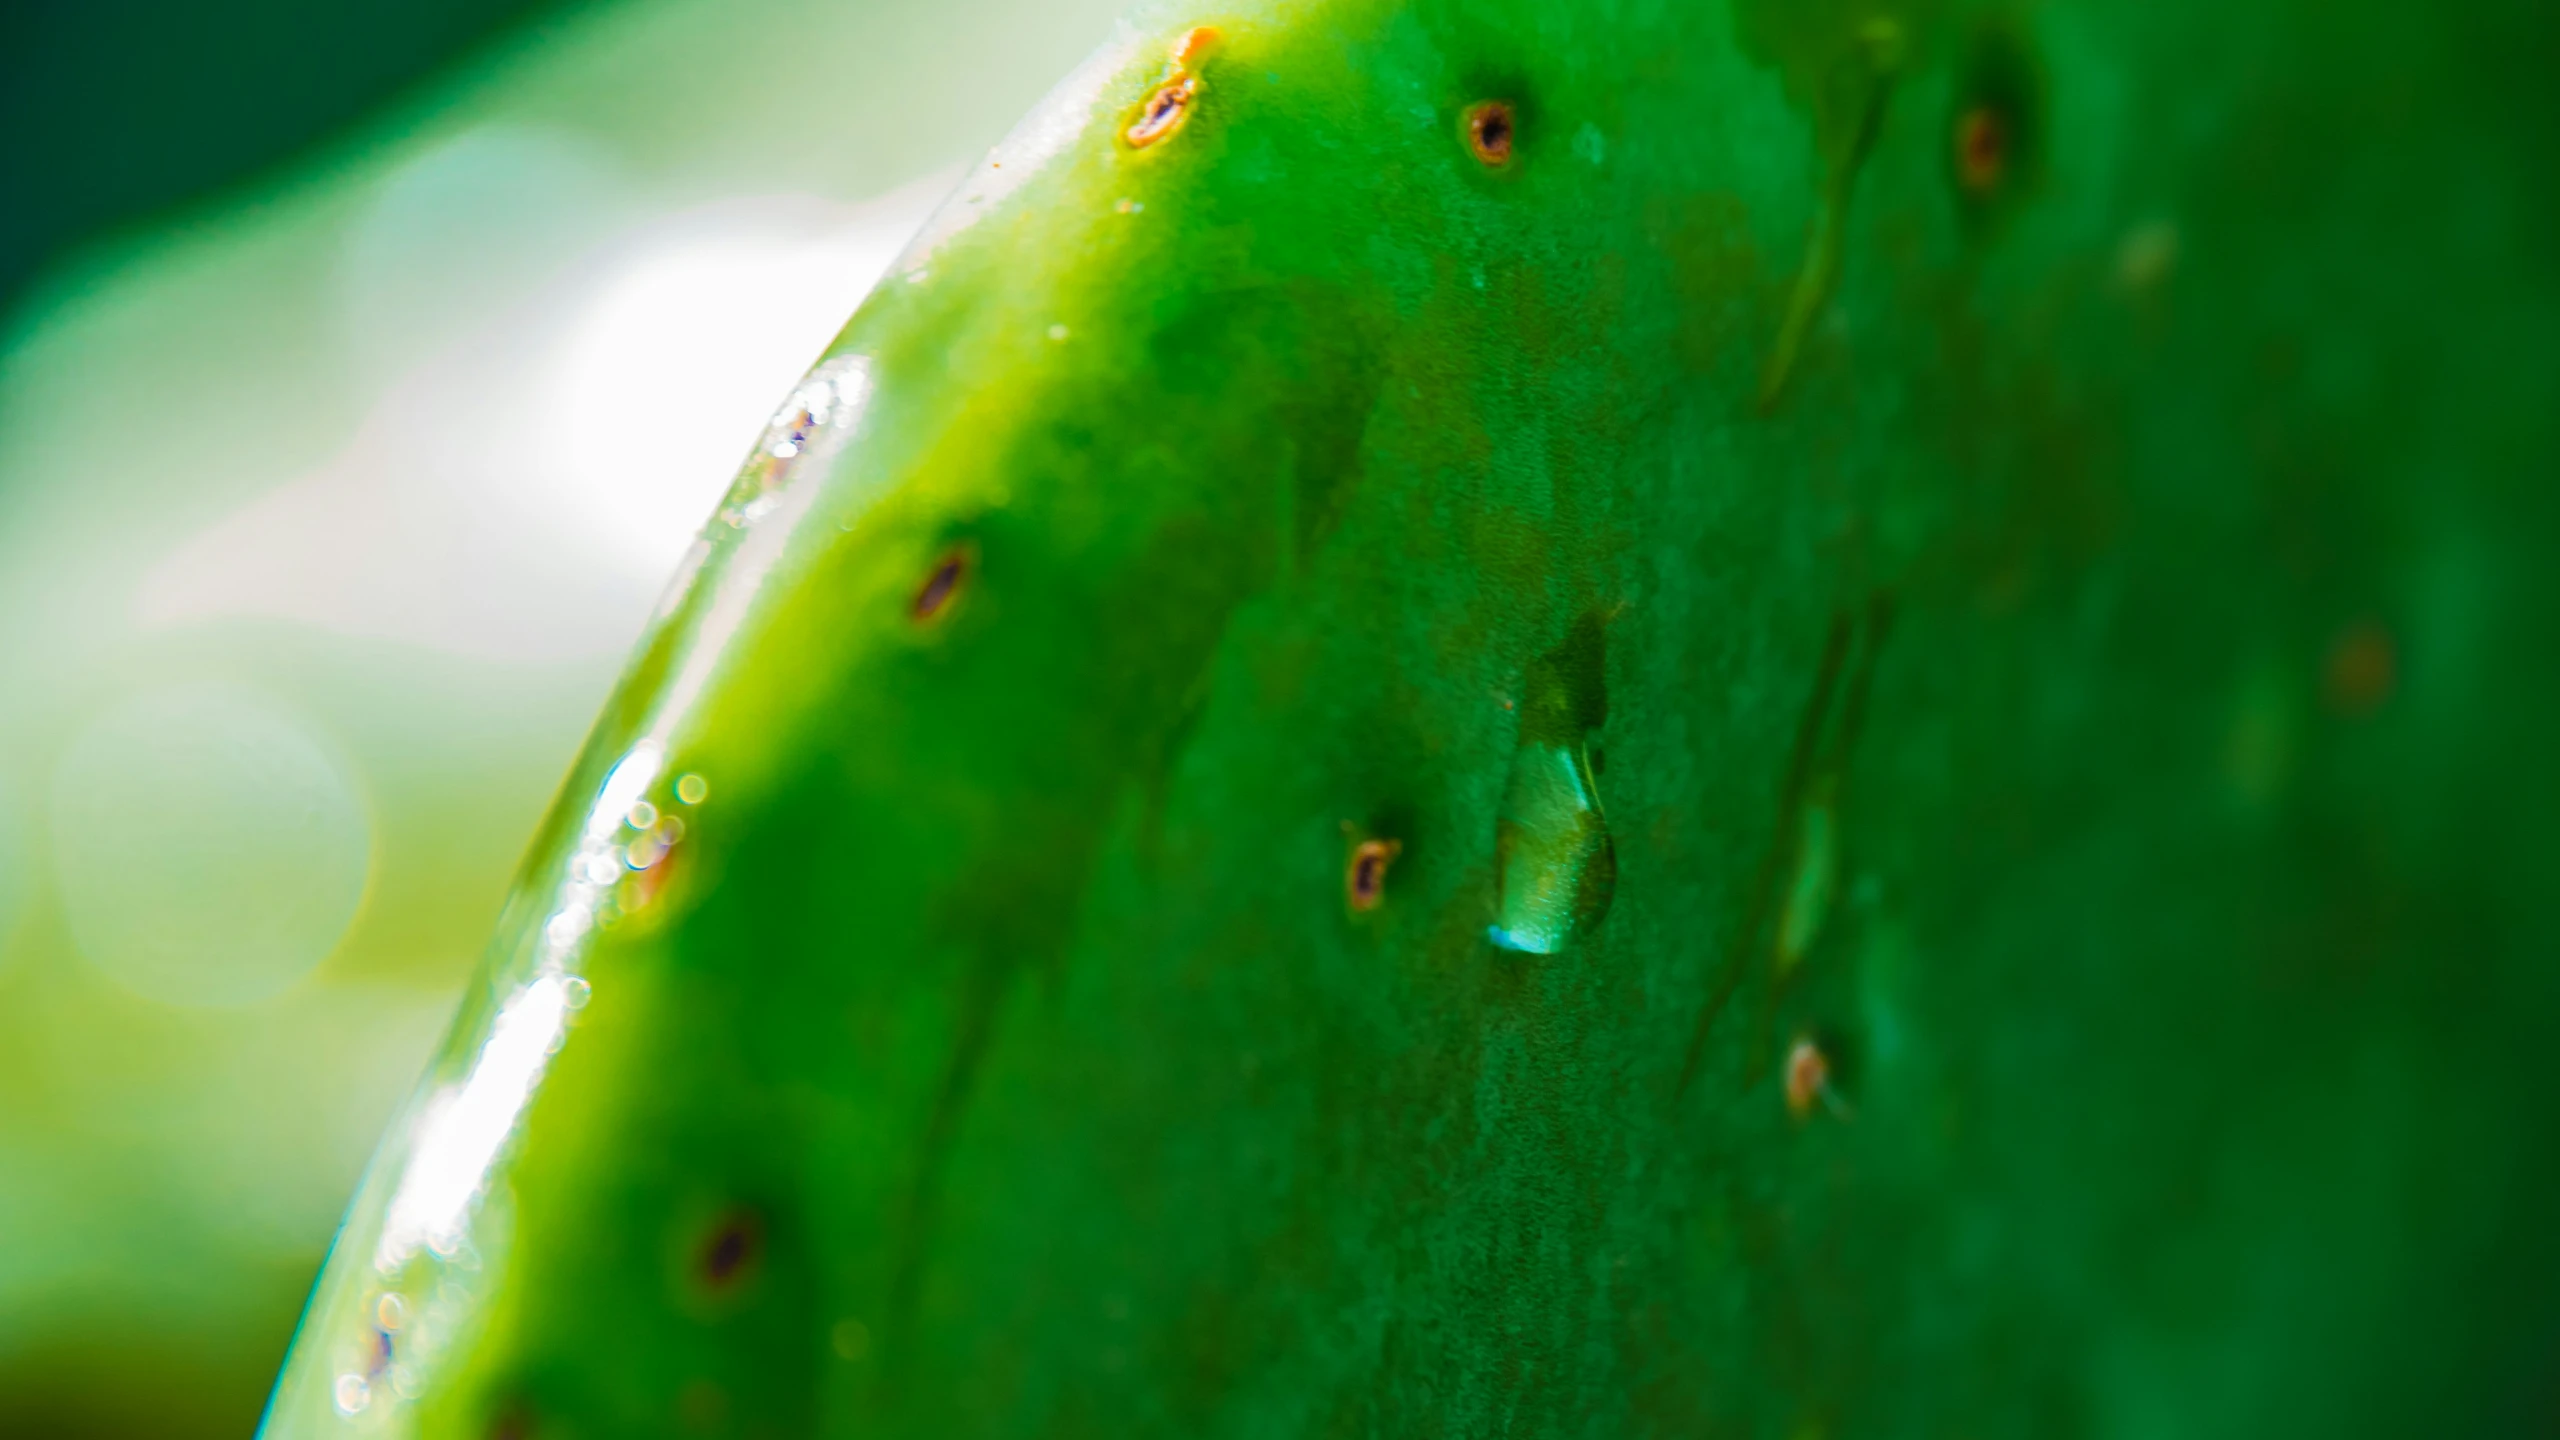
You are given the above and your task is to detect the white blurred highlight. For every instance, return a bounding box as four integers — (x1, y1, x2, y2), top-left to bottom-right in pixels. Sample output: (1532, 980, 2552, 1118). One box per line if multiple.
(374, 971, 572, 1272)
(137, 136, 943, 663)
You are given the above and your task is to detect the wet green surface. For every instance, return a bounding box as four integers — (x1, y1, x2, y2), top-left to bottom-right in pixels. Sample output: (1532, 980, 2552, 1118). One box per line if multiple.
(265, 0, 2560, 1434)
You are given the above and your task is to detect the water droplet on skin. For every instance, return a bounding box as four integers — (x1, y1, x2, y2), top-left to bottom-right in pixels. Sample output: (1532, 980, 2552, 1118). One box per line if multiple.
(1048, 323, 1070, 342)
(1488, 738, 1615, 954)
(626, 799, 658, 831)
(675, 773, 708, 806)
(561, 976, 593, 1009)
(1492, 616, 1614, 954)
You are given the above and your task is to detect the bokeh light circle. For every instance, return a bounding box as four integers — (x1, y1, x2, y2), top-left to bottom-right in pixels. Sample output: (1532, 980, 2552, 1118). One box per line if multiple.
(49, 684, 372, 1006)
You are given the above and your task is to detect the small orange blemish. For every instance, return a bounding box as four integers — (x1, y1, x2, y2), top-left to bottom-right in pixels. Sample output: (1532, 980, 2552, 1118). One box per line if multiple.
(1464, 100, 1516, 167)
(910, 542, 976, 624)
(2324, 619, 2397, 716)
(1346, 838, 1402, 912)
(1172, 25, 1222, 67)
(1125, 28, 1221, 150)
(1785, 1037, 1846, 1121)
(1954, 105, 2009, 194)
(1127, 76, 1199, 148)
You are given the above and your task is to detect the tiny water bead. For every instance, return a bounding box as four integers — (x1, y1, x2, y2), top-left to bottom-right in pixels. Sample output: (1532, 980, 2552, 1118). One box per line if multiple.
(1345, 838, 1401, 912)
(1464, 100, 1516, 167)
(1488, 737, 1615, 954)
(758, 356, 865, 461)
(675, 772, 709, 805)
(1493, 617, 1614, 954)
(723, 354, 873, 525)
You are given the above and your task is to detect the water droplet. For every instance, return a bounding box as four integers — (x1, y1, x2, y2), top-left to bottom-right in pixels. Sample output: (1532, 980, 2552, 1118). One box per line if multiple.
(1047, 323, 1071, 342)
(675, 773, 708, 805)
(1491, 615, 1613, 954)
(374, 1291, 409, 1332)
(1488, 738, 1615, 954)
(560, 975, 593, 1009)
(757, 355, 865, 460)
(626, 799, 658, 831)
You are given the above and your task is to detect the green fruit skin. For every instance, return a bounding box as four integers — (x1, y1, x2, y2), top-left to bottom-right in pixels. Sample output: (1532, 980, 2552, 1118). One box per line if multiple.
(264, 0, 2560, 1435)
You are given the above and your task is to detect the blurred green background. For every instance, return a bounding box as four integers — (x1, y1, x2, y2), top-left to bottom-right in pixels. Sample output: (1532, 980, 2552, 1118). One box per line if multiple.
(0, 0, 1122, 1432)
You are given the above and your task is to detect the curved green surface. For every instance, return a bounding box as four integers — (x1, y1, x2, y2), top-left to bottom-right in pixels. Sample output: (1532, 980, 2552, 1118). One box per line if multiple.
(267, 0, 2560, 1434)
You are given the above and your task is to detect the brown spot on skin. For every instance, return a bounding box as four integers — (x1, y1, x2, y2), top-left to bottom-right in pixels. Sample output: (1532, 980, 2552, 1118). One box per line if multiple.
(1784, 1037, 1838, 1121)
(487, 1403, 536, 1440)
(910, 543, 975, 624)
(2325, 620, 2397, 716)
(1464, 100, 1516, 167)
(1346, 838, 1402, 912)
(698, 1210, 764, 1295)
(678, 1380, 728, 1434)
(1954, 105, 2009, 194)
(1124, 28, 1221, 150)
(1126, 76, 1198, 147)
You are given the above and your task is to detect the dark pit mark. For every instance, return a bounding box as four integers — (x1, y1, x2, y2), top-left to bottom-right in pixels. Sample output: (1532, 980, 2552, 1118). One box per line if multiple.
(1346, 838, 1402, 912)
(1948, 21, 2044, 225)
(1784, 1037, 1833, 1120)
(1464, 100, 1516, 166)
(1954, 105, 2009, 193)
(910, 543, 976, 624)
(1127, 76, 1198, 147)
(698, 1209, 765, 1294)
(2324, 619, 2397, 716)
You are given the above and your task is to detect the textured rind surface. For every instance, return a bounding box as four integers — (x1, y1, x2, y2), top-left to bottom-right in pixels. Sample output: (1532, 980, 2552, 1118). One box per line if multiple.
(268, 0, 2560, 1435)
